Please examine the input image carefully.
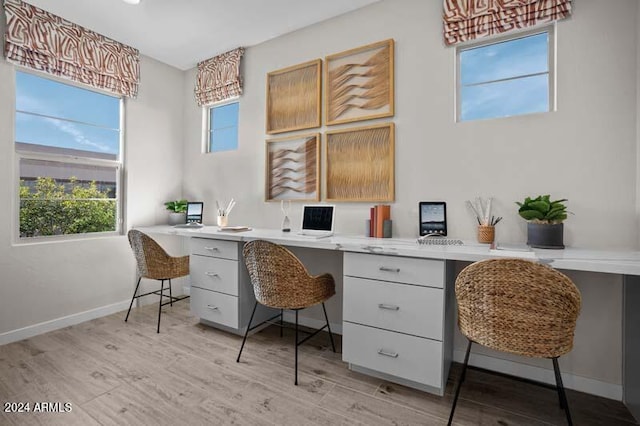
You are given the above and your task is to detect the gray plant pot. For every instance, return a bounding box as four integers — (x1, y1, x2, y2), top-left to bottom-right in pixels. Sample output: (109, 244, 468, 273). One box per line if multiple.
(168, 212, 186, 225)
(527, 222, 564, 249)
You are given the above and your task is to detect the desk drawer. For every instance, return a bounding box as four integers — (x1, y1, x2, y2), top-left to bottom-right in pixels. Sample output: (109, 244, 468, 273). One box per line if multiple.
(342, 322, 442, 388)
(190, 287, 238, 329)
(190, 238, 238, 260)
(344, 276, 443, 340)
(344, 252, 444, 288)
(190, 255, 239, 296)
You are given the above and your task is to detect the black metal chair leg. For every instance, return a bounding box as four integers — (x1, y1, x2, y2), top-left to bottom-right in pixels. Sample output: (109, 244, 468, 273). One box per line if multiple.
(169, 278, 173, 306)
(448, 339, 473, 426)
(280, 309, 284, 338)
(237, 301, 259, 363)
(156, 279, 164, 333)
(322, 303, 336, 353)
(295, 309, 299, 386)
(553, 357, 573, 425)
(125, 276, 142, 322)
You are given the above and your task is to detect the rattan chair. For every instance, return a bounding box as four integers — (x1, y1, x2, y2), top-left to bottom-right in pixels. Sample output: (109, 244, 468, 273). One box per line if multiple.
(448, 258, 581, 426)
(125, 229, 190, 333)
(237, 240, 336, 385)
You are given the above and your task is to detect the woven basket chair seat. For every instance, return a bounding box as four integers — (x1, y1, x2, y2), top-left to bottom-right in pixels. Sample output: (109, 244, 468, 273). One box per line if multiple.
(456, 258, 581, 359)
(243, 240, 336, 310)
(128, 230, 189, 280)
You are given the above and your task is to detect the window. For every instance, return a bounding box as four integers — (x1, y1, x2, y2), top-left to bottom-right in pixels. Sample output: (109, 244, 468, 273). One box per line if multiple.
(15, 71, 122, 239)
(208, 101, 239, 152)
(457, 28, 553, 122)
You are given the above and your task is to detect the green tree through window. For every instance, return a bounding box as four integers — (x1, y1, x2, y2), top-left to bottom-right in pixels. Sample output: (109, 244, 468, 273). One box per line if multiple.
(20, 177, 116, 237)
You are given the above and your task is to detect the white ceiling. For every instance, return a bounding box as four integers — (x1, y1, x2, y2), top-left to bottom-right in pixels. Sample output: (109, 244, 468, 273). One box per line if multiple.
(25, 0, 381, 70)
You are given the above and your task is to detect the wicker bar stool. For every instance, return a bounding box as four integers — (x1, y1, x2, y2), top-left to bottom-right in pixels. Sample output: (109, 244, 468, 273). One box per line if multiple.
(125, 230, 190, 333)
(448, 258, 581, 426)
(237, 240, 336, 385)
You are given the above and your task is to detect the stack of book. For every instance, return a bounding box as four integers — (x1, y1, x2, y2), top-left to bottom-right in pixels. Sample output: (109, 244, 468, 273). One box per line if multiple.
(369, 204, 391, 238)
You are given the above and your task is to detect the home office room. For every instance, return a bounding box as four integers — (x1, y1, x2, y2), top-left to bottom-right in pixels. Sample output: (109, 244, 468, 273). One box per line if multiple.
(1, 0, 640, 424)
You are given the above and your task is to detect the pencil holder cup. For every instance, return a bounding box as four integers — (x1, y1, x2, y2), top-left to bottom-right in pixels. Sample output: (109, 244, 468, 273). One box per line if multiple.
(217, 215, 228, 227)
(477, 225, 495, 244)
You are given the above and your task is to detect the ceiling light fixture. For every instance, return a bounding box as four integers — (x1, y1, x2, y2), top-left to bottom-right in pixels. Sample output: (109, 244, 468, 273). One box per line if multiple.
(122, 0, 141, 4)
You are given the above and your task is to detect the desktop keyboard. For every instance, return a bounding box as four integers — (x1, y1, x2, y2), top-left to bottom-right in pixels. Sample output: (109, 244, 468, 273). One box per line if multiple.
(416, 236, 463, 246)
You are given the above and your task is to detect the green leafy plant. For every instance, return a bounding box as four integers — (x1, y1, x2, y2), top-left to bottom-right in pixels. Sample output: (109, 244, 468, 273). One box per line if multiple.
(164, 199, 188, 213)
(516, 195, 568, 224)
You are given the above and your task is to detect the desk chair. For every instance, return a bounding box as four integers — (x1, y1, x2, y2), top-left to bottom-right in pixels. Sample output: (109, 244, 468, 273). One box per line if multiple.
(237, 240, 336, 385)
(125, 229, 190, 333)
(448, 258, 581, 426)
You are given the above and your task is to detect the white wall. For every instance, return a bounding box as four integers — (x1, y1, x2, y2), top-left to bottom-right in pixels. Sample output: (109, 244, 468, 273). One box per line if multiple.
(0, 10, 186, 339)
(181, 0, 638, 396)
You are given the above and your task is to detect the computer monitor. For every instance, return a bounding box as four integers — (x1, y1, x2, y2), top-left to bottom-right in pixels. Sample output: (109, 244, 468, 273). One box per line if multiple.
(300, 205, 335, 237)
(419, 201, 447, 236)
(186, 202, 204, 224)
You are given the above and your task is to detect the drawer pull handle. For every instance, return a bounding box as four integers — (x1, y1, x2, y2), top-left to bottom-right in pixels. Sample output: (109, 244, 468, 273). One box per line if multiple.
(206, 305, 219, 311)
(379, 266, 400, 273)
(205, 272, 220, 278)
(377, 349, 399, 358)
(378, 303, 400, 311)
(204, 247, 220, 251)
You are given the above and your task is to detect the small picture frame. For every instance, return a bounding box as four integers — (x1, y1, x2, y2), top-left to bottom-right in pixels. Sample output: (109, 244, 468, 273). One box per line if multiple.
(265, 133, 320, 202)
(325, 39, 394, 126)
(325, 123, 394, 202)
(266, 59, 321, 134)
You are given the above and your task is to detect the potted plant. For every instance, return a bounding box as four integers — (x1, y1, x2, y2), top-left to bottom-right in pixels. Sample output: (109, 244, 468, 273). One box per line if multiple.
(516, 195, 568, 249)
(165, 199, 188, 225)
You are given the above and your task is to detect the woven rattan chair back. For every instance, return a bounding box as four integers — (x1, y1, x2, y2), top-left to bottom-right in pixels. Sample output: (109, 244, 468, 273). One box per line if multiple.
(127, 229, 187, 280)
(243, 240, 335, 309)
(455, 258, 581, 359)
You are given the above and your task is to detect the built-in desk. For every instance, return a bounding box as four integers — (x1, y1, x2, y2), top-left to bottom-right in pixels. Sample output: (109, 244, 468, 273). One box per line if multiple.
(137, 225, 640, 420)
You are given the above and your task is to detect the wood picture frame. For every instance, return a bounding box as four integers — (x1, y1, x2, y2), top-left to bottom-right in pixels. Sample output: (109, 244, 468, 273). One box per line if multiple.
(265, 133, 320, 202)
(325, 123, 394, 202)
(325, 39, 394, 126)
(266, 59, 321, 134)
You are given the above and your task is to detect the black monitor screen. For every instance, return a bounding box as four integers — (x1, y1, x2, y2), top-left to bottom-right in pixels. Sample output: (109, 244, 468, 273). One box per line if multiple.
(302, 206, 333, 231)
(419, 202, 447, 236)
(186, 202, 204, 223)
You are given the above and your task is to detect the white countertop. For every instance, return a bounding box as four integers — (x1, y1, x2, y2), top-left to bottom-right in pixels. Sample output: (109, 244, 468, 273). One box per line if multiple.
(137, 225, 640, 276)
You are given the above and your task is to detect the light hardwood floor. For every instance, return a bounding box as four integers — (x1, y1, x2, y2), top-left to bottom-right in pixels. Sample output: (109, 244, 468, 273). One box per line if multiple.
(0, 301, 637, 426)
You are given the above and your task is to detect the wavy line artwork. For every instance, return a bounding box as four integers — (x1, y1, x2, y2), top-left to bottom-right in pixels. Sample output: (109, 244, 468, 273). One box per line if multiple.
(326, 40, 394, 125)
(266, 135, 319, 201)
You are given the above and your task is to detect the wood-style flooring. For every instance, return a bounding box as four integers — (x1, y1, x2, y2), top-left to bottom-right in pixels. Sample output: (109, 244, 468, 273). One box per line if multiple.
(0, 301, 637, 425)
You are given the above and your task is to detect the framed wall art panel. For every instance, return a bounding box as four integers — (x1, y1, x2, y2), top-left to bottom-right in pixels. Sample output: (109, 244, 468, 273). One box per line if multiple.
(325, 123, 394, 202)
(265, 133, 320, 202)
(325, 39, 394, 126)
(266, 59, 321, 134)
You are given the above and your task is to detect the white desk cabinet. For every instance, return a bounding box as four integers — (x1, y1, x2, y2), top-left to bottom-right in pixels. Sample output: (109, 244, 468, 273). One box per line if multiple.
(189, 237, 274, 334)
(342, 252, 453, 395)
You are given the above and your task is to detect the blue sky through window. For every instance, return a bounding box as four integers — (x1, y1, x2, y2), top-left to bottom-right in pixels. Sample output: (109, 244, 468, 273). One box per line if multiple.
(460, 32, 549, 121)
(15, 71, 120, 155)
(210, 102, 239, 152)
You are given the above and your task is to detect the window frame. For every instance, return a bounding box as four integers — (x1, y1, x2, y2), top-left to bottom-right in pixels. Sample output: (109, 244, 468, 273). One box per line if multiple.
(203, 99, 240, 153)
(455, 24, 556, 123)
(13, 68, 125, 243)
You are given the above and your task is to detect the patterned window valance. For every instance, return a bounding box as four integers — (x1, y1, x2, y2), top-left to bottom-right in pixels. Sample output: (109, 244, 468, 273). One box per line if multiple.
(195, 47, 244, 107)
(3, 0, 140, 98)
(443, 0, 572, 46)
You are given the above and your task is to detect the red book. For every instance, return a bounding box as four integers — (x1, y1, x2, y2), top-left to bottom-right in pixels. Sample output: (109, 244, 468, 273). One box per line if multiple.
(369, 207, 375, 237)
(376, 204, 385, 238)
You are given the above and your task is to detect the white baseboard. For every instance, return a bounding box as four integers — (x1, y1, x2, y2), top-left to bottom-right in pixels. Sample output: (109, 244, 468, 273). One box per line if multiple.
(0, 300, 131, 346)
(182, 285, 190, 296)
(282, 311, 342, 335)
(454, 349, 622, 401)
